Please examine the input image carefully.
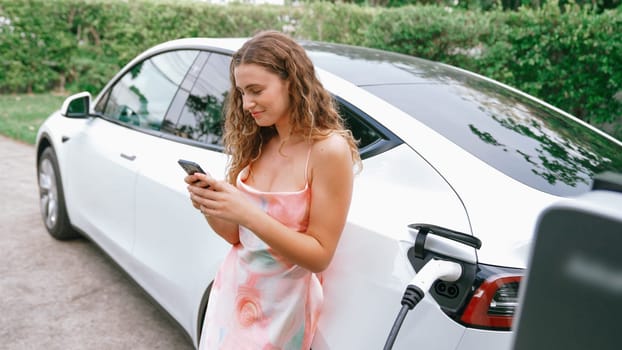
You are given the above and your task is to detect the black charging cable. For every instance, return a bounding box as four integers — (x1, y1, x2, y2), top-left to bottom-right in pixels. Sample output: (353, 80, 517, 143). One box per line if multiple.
(383, 284, 425, 350)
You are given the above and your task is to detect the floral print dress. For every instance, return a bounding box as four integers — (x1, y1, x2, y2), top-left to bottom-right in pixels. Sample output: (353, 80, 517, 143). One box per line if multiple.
(199, 162, 323, 350)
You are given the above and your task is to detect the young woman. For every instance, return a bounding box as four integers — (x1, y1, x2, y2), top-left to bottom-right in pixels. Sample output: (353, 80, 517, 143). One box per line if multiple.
(185, 30, 361, 349)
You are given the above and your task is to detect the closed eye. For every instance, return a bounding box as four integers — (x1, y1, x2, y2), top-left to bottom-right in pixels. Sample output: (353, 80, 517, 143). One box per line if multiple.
(237, 84, 264, 96)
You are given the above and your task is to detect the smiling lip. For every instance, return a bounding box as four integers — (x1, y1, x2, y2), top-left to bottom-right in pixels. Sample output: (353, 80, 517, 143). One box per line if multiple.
(250, 111, 263, 118)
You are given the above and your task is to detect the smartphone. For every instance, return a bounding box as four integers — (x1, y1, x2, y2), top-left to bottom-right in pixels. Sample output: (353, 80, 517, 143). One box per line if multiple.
(178, 159, 211, 189)
(178, 159, 206, 175)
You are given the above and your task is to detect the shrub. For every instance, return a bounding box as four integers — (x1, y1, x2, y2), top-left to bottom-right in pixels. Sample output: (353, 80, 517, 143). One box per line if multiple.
(0, 0, 619, 138)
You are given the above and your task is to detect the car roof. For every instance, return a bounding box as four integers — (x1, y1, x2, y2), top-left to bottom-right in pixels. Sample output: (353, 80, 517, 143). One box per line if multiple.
(301, 41, 454, 86)
(144, 37, 468, 87)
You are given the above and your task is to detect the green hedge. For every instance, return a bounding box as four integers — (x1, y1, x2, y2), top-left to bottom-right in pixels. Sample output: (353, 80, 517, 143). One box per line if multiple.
(0, 0, 620, 138)
(0, 0, 299, 93)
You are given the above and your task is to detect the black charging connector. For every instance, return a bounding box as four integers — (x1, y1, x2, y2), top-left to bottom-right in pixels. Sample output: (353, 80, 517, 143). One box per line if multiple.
(401, 284, 425, 309)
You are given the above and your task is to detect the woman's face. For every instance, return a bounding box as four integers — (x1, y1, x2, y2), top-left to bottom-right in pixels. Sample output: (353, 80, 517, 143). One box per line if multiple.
(234, 63, 291, 128)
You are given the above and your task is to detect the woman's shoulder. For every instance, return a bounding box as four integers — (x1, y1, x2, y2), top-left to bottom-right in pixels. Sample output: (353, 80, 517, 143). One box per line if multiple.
(311, 132, 352, 164)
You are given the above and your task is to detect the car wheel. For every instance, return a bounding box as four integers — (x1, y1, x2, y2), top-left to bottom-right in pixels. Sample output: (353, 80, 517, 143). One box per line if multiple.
(38, 147, 79, 240)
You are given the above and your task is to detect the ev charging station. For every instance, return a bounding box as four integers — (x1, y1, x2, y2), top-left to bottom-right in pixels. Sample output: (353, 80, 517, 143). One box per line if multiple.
(512, 172, 622, 350)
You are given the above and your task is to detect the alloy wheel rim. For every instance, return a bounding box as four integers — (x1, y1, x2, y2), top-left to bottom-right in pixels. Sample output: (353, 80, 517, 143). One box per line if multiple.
(39, 158, 58, 229)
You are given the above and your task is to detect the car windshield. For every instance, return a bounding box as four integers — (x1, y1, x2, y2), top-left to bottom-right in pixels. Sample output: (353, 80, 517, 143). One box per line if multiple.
(306, 43, 622, 197)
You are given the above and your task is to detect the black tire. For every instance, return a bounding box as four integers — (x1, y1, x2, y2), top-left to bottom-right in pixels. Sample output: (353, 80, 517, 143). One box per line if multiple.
(196, 282, 213, 347)
(37, 147, 80, 240)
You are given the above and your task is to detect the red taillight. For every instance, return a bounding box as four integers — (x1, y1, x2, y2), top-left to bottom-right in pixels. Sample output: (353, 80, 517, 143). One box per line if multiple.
(460, 275, 522, 330)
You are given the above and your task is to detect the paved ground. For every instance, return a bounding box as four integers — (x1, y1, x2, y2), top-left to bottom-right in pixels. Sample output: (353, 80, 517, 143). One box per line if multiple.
(0, 135, 194, 349)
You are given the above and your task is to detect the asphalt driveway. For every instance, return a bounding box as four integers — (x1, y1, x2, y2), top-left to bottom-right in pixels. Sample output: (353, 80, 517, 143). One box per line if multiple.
(0, 135, 194, 349)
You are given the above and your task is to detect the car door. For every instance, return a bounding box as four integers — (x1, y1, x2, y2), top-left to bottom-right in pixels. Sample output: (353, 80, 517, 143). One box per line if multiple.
(131, 52, 232, 332)
(65, 49, 199, 258)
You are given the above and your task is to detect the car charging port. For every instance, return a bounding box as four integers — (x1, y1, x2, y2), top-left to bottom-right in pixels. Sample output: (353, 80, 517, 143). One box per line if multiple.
(434, 280, 460, 299)
(407, 224, 480, 315)
(383, 224, 483, 350)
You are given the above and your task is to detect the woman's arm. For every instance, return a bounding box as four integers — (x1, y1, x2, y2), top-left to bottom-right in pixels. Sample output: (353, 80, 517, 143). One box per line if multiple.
(192, 134, 354, 272)
(252, 134, 354, 272)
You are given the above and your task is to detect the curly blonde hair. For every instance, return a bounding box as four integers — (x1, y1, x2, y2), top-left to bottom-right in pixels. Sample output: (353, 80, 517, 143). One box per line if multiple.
(223, 30, 361, 184)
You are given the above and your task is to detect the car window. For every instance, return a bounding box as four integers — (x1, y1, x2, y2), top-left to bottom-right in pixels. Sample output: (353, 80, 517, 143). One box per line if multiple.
(165, 53, 230, 147)
(97, 50, 199, 131)
(365, 81, 622, 196)
(336, 99, 402, 159)
(154, 50, 399, 157)
(338, 103, 382, 149)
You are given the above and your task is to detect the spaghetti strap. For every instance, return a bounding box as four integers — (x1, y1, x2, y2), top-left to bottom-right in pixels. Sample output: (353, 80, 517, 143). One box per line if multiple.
(304, 144, 312, 184)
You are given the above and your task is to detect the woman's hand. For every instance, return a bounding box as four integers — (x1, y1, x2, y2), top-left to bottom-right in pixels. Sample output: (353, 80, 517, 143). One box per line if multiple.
(184, 173, 212, 210)
(185, 172, 242, 245)
(187, 173, 259, 227)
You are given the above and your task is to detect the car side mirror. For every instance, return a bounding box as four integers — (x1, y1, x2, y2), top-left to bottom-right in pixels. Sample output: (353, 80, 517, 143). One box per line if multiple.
(61, 92, 92, 118)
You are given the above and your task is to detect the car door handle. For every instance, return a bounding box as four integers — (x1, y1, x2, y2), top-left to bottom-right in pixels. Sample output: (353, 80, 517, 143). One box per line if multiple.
(120, 153, 136, 161)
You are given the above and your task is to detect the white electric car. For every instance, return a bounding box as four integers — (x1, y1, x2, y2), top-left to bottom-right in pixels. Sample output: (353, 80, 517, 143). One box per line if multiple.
(36, 37, 622, 349)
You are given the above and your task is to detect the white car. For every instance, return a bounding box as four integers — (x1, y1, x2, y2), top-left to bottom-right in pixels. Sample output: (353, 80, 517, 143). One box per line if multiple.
(36, 37, 622, 349)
